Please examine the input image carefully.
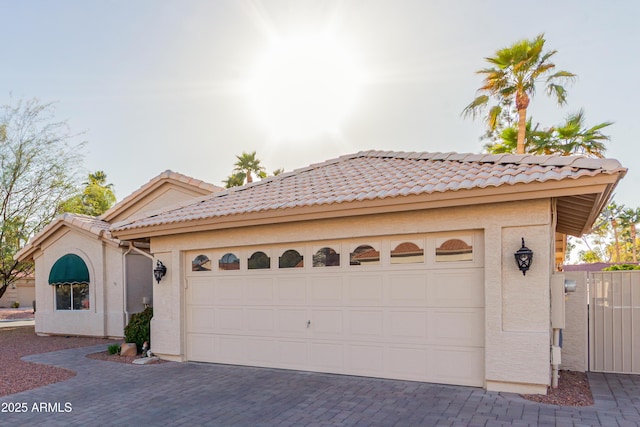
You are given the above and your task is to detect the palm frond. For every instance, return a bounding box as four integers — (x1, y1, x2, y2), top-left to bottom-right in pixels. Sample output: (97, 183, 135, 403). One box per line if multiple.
(461, 95, 489, 118)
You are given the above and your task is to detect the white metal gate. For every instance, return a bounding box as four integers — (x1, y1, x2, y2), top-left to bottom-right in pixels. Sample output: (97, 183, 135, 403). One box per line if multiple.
(589, 271, 640, 373)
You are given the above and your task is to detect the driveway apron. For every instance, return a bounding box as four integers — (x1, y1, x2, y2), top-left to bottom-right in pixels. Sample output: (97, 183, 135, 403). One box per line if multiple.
(0, 344, 639, 426)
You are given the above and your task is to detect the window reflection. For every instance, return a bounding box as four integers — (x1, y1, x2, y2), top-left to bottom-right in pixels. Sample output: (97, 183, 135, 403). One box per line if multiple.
(390, 242, 424, 264)
(436, 239, 473, 262)
(279, 249, 304, 268)
(248, 251, 271, 269)
(192, 254, 212, 271)
(350, 245, 380, 266)
(313, 247, 340, 267)
(219, 253, 240, 270)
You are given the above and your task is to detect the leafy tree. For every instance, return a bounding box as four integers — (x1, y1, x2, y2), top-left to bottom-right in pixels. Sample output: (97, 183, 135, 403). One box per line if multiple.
(59, 171, 116, 216)
(0, 98, 84, 299)
(574, 201, 640, 264)
(463, 34, 575, 154)
(233, 151, 265, 184)
(619, 207, 640, 263)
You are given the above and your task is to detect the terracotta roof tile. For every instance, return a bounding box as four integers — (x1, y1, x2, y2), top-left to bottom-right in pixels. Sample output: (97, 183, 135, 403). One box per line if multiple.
(111, 150, 626, 233)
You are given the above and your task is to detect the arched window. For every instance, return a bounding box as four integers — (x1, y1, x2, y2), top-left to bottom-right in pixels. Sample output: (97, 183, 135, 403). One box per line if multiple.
(350, 245, 380, 265)
(49, 254, 90, 311)
(248, 251, 271, 270)
(218, 253, 240, 270)
(390, 242, 424, 264)
(192, 254, 212, 271)
(436, 238, 473, 262)
(313, 247, 340, 267)
(279, 249, 303, 268)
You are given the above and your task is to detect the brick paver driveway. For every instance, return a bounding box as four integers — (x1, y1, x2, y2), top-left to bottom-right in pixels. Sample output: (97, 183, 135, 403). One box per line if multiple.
(0, 344, 639, 426)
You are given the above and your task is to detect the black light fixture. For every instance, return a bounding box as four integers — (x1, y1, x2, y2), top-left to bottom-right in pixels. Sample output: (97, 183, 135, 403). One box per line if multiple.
(514, 238, 534, 276)
(154, 260, 167, 284)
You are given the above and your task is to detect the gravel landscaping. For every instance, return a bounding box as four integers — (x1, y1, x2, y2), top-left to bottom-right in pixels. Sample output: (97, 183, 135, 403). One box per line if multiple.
(0, 325, 118, 397)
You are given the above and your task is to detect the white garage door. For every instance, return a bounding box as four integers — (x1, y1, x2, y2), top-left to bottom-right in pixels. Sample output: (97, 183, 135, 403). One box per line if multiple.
(186, 232, 484, 387)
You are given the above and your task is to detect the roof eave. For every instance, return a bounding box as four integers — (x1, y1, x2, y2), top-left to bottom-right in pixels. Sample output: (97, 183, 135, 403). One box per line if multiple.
(111, 174, 622, 240)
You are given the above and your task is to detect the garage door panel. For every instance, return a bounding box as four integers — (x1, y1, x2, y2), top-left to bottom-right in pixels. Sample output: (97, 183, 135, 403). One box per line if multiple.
(217, 336, 246, 363)
(214, 277, 244, 304)
(311, 342, 344, 370)
(188, 306, 215, 334)
(246, 278, 275, 305)
(346, 275, 383, 306)
(310, 309, 344, 338)
(214, 308, 245, 333)
(187, 333, 215, 362)
(277, 309, 308, 336)
(247, 309, 275, 334)
(347, 344, 384, 374)
(277, 277, 307, 305)
(278, 340, 308, 368)
(387, 346, 428, 377)
(349, 310, 384, 339)
(311, 275, 343, 305)
(429, 270, 484, 308)
(430, 346, 484, 387)
(246, 338, 277, 365)
(388, 274, 428, 306)
(388, 310, 427, 341)
(427, 309, 484, 347)
(187, 278, 214, 305)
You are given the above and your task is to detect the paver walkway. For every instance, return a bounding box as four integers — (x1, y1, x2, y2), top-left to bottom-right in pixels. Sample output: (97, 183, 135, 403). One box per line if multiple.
(0, 344, 639, 426)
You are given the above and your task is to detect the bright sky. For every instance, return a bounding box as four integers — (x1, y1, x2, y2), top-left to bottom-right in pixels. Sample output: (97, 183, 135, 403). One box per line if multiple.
(2, 0, 639, 210)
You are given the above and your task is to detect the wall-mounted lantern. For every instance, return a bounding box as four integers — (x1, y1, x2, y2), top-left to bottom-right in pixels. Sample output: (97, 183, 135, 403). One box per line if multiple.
(154, 260, 167, 284)
(514, 238, 534, 276)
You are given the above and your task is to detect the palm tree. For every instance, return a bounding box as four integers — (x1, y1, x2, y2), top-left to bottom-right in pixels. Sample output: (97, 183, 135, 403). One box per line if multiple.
(538, 110, 611, 158)
(463, 34, 575, 154)
(484, 118, 551, 154)
(487, 111, 612, 158)
(223, 172, 246, 188)
(233, 151, 265, 184)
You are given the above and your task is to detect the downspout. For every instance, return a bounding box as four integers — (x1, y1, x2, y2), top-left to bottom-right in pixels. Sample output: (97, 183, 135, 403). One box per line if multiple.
(550, 198, 561, 389)
(102, 241, 108, 337)
(123, 242, 155, 325)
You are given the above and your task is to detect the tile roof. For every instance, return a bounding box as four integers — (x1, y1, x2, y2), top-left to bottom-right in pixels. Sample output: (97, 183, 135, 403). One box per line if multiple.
(111, 150, 626, 233)
(100, 169, 222, 222)
(15, 214, 116, 261)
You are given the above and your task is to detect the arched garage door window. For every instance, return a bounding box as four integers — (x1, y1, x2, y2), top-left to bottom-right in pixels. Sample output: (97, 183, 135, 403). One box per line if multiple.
(49, 254, 90, 310)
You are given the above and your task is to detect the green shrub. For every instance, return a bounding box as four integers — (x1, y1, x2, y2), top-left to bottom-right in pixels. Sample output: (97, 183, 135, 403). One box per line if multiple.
(11, 301, 19, 308)
(602, 264, 640, 271)
(124, 307, 153, 352)
(108, 343, 121, 355)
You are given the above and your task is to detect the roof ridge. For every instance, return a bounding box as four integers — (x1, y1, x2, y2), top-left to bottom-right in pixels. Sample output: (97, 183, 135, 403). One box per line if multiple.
(99, 169, 222, 221)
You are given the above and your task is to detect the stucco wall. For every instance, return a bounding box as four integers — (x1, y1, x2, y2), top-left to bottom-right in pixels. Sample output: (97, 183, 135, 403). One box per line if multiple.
(561, 271, 588, 371)
(0, 277, 35, 308)
(33, 228, 125, 338)
(149, 198, 554, 393)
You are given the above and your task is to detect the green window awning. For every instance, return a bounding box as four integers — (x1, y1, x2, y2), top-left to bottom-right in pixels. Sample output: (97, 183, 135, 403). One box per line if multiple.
(48, 254, 90, 285)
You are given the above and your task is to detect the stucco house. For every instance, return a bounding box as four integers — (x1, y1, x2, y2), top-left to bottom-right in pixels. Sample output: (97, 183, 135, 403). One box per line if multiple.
(17, 150, 626, 394)
(15, 170, 221, 337)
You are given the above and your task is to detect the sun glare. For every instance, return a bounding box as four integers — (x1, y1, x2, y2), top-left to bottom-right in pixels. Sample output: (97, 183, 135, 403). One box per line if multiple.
(247, 35, 363, 140)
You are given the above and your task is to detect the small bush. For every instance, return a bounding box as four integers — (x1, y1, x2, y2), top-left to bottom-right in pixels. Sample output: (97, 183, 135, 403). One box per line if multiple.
(124, 307, 153, 353)
(11, 301, 20, 308)
(108, 343, 121, 355)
